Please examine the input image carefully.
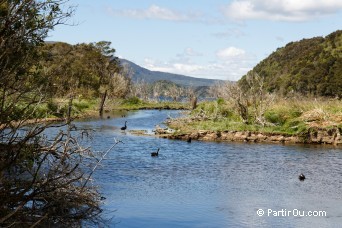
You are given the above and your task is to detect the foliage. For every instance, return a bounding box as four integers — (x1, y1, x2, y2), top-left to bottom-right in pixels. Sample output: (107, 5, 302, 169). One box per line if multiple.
(117, 99, 188, 110)
(39, 41, 130, 99)
(173, 97, 342, 136)
(241, 30, 342, 97)
(209, 72, 275, 125)
(122, 96, 142, 105)
(0, 1, 108, 226)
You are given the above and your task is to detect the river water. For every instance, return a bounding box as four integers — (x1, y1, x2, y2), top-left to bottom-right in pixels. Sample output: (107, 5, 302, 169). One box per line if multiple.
(74, 110, 342, 227)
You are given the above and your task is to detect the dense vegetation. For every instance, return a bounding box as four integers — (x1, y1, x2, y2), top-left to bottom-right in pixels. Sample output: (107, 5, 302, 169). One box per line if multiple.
(0, 1, 114, 226)
(6, 42, 202, 119)
(239, 30, 342, 97)
(170, 97, 342, 137)
(39, 41, 131, 117)
(40, 42, 130, 99)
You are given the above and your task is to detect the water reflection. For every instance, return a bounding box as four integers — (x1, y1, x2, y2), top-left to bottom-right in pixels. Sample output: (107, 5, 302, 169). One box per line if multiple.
(71, 110, 342, 227)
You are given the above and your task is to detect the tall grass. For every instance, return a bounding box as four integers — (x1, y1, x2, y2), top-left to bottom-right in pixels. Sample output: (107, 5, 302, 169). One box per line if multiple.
(172, 97, 342, 135)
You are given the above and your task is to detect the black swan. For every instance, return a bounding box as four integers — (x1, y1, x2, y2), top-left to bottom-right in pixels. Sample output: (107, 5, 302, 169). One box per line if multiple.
(151, 148, 160, 157)
(120, 121, 127, 130)
(298, 173, 305, 181)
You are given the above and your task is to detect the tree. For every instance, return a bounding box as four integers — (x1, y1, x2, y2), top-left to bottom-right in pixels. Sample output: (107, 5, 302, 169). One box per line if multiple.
(212, 72, 274, 125)
(152, 81, 164, 101)
(184, 86, 197, 109)
(0, 1, 108, 226)
(165, 84, 184, 101)
(108, 71, 131, 99)
(131, 79, 151, 100)
(79, 41, 119, 117)
(240, 72, 275, 125)
(225, 82, 250, 124)
(39, 41, 128, 117)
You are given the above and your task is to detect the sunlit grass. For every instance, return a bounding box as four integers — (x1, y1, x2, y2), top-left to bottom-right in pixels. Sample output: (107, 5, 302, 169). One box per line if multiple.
(169, 97, 342, 136)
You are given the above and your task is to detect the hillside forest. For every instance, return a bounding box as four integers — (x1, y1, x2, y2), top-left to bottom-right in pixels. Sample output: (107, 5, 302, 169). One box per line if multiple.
(240, 30, 342, 97)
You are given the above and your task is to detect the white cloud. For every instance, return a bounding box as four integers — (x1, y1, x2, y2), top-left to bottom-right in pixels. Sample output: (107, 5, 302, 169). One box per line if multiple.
(143, 58, 203, 74)
(176, 48, 203, 59)
(174, 63, 203, 72)
(216, 47, 246, 59)
(109, 4, 202, 22)
(222, 0, 342, 21)
(143, 48, 256, 81)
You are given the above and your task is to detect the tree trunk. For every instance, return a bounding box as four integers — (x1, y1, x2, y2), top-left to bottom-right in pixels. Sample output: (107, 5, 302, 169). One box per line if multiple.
(66, 96, 74, 124)
(191, 96, 197, 110)
(99, 90, 107, 118)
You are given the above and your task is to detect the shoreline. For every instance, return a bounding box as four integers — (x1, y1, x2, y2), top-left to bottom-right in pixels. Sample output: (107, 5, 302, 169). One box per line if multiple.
(4, 108, 341, 147)
(154, 127, 342, 146)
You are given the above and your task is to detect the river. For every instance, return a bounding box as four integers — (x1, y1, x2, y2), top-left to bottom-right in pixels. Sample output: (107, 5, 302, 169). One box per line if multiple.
(73, 110, 342, 227)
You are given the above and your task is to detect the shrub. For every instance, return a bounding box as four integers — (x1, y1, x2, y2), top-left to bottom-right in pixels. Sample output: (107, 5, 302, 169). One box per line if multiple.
(123, 96, 142, 105)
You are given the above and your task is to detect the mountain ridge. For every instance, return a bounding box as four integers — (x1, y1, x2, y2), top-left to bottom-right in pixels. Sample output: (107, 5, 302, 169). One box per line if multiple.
(120, 58, 223, 87)
(240, 30, 342, 97)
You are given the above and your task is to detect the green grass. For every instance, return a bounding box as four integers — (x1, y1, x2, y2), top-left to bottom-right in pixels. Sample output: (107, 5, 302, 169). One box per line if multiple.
(24, 97, 188, 120)
(26, 98, 99, 119)
(168, 97, 342, 136)
(114, 97, 189, 110)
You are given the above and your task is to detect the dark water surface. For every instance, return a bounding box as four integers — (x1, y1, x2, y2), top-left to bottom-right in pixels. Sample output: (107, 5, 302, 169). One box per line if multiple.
(74, 110, 342, 227)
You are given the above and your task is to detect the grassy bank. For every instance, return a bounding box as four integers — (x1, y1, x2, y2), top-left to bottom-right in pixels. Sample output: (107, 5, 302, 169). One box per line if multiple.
(168, 97, 342, 136)
(113, 97, 189, 110)
(28, 97, 189, 120)
(28, 96, 342, 139)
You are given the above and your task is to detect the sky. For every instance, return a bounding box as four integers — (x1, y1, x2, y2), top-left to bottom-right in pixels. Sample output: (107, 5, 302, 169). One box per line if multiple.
(48, 0, 342, 81)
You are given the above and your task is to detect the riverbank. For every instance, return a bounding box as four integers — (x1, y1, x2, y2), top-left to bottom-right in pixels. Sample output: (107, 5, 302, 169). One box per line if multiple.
(53, 98, 189, 118)
(155, 127, 342, 146)
(16, 97, 342, 147)
(153, 98, 342, 146)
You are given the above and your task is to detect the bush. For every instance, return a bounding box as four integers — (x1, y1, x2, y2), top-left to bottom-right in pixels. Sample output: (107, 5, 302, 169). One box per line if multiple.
(264, 111, 286, 125)
(217, 97, 225, 105)
(47, 101, 58, 113)
(123, 96, 142, 105)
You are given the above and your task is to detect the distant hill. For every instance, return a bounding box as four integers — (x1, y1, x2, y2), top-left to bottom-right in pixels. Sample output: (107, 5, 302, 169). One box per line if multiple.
(240, 30, 342, 97)
(120, 59, 222, 87)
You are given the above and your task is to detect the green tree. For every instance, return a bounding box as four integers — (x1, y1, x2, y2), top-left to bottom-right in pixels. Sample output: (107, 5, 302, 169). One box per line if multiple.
(40, 41, 128, 117)
(249, 30, 342, 97)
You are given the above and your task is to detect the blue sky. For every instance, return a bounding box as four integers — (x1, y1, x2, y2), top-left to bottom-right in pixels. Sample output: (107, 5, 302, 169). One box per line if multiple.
(48, 0, 342, 81)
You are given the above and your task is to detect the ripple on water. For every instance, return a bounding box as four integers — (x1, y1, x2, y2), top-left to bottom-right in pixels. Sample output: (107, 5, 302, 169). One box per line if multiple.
(70, 110, 342, 227)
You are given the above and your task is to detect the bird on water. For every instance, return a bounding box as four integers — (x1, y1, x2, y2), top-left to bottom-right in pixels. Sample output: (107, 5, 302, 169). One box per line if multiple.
(151, 148, 160, 157)
(299, 173, 305, 181)
(121, 121, 127, 130)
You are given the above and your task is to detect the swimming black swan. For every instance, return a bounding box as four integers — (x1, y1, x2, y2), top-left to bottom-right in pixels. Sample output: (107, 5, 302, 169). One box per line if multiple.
(298, 173, 305, 181)
(151, 148, 160, 157)
(120, 121, 127, 130)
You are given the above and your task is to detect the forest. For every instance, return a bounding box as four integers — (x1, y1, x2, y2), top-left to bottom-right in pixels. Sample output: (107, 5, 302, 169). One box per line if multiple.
(240, 30, 342, 97)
